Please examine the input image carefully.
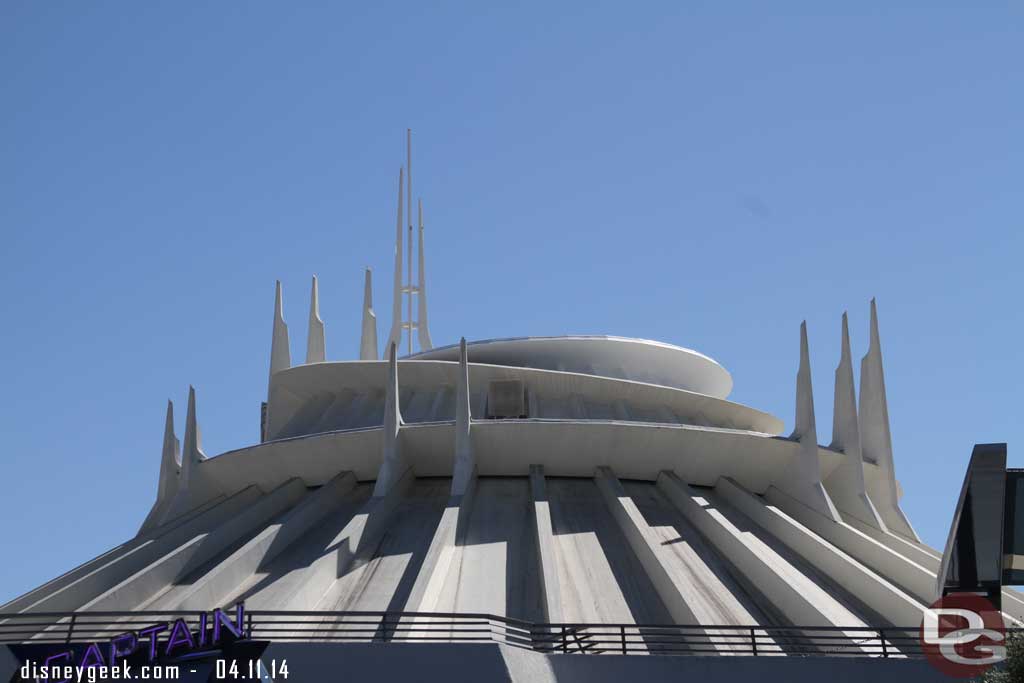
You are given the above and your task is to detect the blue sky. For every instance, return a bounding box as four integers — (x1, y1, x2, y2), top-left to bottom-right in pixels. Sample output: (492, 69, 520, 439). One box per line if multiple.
(1, 2, 1021, 605)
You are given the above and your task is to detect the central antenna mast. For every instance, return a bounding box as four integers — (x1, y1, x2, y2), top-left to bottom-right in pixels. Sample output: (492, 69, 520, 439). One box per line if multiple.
(386, 129, 433, 357)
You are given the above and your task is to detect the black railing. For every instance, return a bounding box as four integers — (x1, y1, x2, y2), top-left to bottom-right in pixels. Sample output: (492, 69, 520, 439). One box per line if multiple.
(0, 609, 1006, 657)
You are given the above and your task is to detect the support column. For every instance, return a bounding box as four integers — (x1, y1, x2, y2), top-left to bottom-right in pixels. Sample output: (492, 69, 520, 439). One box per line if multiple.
(859, 299, 920, 542)
(823, 313, 887, 532)
(771, 322, 840, 522)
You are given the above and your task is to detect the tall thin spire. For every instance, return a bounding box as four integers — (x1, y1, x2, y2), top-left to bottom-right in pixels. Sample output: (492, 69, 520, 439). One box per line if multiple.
(772, 321, 840, 521)
(387, 130, 434, 355)
(139, 400, 182, 532)
(859, 298, 920, 541)
(406, 129, 413, 356)
(417, 199, 433, 350)
(387, 168, 404, 355)
(373, 342, 407, 497)
(360, 268, 379, 361)
(157, 399, 181, 503)
(268, 280, 290, 396)
(823, 312, 886, 531)
(180, 385, 207, 489)
(451, 338, 474, 495)
(306, 275, 326, 364)
(163, 386, 208, 523)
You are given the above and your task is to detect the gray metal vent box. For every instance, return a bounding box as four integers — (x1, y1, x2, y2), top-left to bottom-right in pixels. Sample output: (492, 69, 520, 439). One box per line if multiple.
(486, 380, 527, 419)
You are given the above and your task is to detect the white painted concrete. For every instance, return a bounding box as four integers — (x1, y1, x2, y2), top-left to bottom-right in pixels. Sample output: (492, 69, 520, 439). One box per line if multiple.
(823, 313, 887, 532)
(657, 472, 875, 654)
(139, 400, 181, 533)
(859, 300, 919, 542)
(359, 268, 378, 361)
(268, 280, 290, 392)
(165, 472, 358, 610)
(410, 336, 733, 399)
(595, 467, 770, 654)
(774, 322, 840, 521)
(73, 480, 305, 614)
(306, 275, 326, 364)
(764, 486, 936, 604)
(545, 478, 671, 626)
(715, 477, 925, 628)
(6, 489, 257, 614)
(451, 338, 474, 496)
(374, 343, 408, 497)
(529, 466, 564, 624)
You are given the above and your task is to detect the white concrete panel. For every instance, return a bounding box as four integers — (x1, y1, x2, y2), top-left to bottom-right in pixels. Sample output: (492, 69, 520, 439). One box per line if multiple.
(267, 359, 781, 440)
(175, 420, 846, 524)
(165, 472, 359, 610)
(70, 480, 305, 614)
(403, 477, 478, 616)
(545, 478, 671, 626)
(225, 483, 373, 608)
(595, 468, 770, 654)
(715, 478, 925, 627)
(529, 467, 564, 624)
(763, 486, 936, 604)
(317, 477, 448, 613)
(434, 478, 543, 622)
(6, 490, 257, 614)
(656, 472, 875, 654)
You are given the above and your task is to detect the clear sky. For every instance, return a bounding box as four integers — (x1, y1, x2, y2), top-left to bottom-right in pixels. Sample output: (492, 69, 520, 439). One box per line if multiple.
(1, 2, 1021, 605)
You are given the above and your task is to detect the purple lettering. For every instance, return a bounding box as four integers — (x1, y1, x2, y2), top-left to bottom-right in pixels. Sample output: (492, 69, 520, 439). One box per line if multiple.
(42, 651, 72, 683)
(164, 618, 195, 657)
(80, 642, 105, 668)
(197, 612, 208, 647)
(108, 631, 138, 663)
(137, 623, 166, 661)
(213, 604, 245, 642)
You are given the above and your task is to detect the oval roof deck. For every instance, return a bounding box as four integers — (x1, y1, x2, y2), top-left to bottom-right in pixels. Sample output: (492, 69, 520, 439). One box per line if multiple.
(408, 335, 734, 399)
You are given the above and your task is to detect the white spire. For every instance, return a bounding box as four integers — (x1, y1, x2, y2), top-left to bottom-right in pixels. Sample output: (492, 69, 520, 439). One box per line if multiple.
(157, 399, 181, 503)
(859, 299, 920, 541)
(772, 322, 840, 521)
(823, 313, 886, 531)
(407, 130, 414, 356)
(385, 131, 434, 356)
(373, 342, 407, 497)
(305, 275, 326, 364)
(180, 385, 207, 489)
(269, 280, 291, 395)
(451, 338, 474, 495)
(387, 168, 404, 354)
(161, 386, 208, 524)
(139, 400, 182, 533)
(417, 199, 433, 350)
(360, 268, 379, 361)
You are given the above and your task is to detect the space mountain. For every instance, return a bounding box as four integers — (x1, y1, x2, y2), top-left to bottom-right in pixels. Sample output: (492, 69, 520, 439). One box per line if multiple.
(4, 132, 1021, 665)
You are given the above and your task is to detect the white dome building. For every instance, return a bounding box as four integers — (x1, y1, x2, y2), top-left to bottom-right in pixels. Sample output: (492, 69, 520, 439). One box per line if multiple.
(2, 135, 1016, 683)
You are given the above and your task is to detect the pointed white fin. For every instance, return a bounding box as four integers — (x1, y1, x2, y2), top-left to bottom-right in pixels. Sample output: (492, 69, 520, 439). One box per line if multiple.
(268, 280, 291, 393)
(859, 299, 921, 542)
(158, 400, 181, 501)
(386, 168, 404, 354)
(305, 275, 326, 364)
(823, 313, 887, 531)
(139, 400, 181, 533)
(451, 338, 474, 496)
(373, 343, 407, 497)
(360, 268, 379, 360)
(162, 386, 208, 524)
(772, 321, 840, 521)
(181, 385, 207, 486)
(417, 199, 433, 350)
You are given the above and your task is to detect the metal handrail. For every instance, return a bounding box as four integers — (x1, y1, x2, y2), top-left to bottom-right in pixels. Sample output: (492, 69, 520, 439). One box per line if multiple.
(0, 609, 1014, 658)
